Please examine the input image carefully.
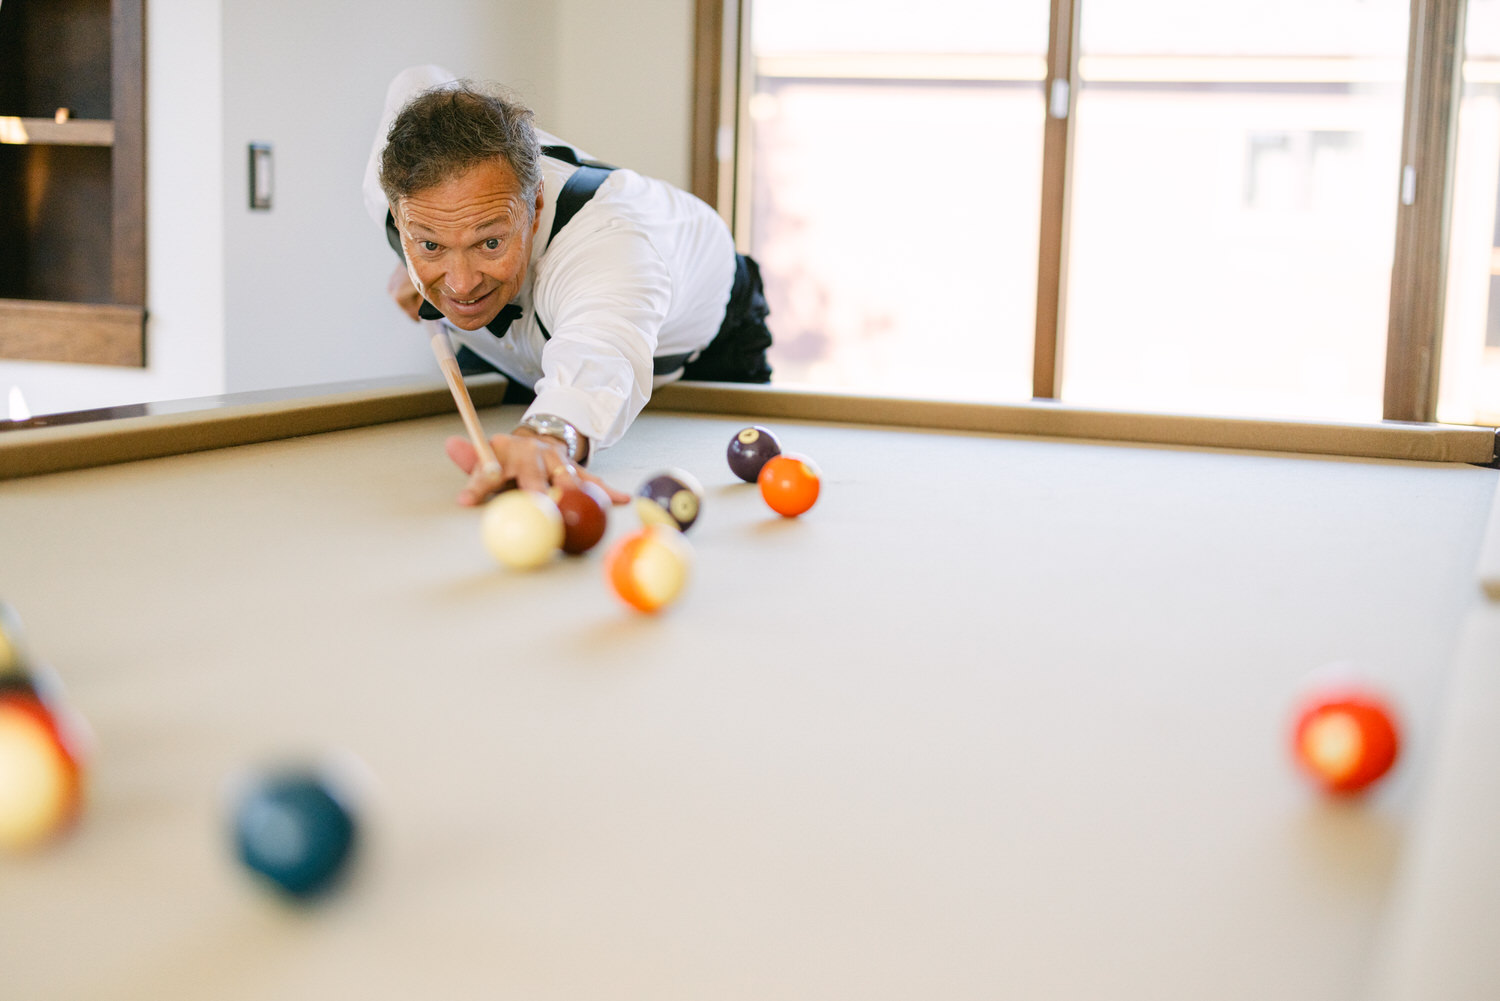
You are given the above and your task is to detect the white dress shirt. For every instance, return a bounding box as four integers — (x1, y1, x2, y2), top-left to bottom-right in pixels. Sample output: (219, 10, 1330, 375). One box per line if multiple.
(363, 66, 736, 450)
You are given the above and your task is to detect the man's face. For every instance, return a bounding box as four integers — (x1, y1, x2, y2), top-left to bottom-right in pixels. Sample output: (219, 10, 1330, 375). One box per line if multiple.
(393, 159, 544, 331)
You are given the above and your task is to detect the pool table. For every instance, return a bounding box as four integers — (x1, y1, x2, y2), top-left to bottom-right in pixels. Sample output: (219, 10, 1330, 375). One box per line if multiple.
(0, 380, 1497, 1001)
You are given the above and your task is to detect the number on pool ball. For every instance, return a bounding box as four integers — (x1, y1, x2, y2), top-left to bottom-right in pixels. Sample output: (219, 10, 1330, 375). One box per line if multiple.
(481, 490, 565, 569)
(548, 482, 611, 555)
(1292, 691, 1400, 795)
(634, 469, 704, 532)
(758, 454, 821, 517)
(604, 525, 693, 613)
(233, 768, 357, 899)
(0, 694, 84, 852)
(727, 426, 781, 483)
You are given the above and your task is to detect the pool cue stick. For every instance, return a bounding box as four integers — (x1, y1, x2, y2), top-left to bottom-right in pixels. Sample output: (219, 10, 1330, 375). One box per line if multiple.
(424, 319, 504, 486)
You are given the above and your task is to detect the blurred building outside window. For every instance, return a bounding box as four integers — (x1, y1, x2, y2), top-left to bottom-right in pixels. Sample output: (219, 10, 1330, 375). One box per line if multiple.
(748, 1, 1048, 403)
(746, 0, 1500, 426)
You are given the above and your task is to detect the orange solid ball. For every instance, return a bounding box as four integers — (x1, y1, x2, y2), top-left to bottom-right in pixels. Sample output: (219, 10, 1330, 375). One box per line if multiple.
(1292, 692, 1400, 795)
(758, 454, 821, 517)
(604, 526, 693, 613)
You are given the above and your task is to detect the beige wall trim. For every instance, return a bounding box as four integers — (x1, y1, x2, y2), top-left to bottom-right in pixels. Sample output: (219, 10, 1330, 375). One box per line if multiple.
(0, 376, 509, 480)
(651, 382, 1500, 465)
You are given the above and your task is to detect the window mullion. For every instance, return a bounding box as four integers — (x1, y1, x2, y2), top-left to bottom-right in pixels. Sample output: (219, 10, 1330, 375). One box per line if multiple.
(1033, 0, 1081, 400)
(1384, 0, 1468, 422)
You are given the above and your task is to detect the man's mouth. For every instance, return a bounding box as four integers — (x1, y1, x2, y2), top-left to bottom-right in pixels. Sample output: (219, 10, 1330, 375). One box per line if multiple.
(447, 289, 493, 310)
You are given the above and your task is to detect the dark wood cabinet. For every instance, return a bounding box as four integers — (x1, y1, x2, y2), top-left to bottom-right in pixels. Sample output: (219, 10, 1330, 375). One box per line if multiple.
(0, 0, 146, 367)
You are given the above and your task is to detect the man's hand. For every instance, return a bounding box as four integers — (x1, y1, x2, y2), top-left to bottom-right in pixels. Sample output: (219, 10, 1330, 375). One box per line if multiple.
(444, 433, 632, 508)
(387, 263, 423, 322)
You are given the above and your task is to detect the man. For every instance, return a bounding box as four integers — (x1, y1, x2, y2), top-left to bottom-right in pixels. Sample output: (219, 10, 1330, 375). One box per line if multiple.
(364, 66, 771, 506)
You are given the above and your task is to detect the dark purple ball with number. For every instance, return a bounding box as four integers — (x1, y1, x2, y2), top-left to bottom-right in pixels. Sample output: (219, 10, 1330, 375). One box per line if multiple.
(727, 426, 782, 483)
(635, 468, 704, 532)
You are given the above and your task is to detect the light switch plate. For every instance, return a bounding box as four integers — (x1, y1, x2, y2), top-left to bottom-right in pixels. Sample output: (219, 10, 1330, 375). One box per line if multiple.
(249, 143, 273, 210)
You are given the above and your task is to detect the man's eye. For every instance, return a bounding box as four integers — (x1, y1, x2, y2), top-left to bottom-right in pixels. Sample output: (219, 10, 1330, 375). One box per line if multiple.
(422, 241, 439, 253)
(484, 238, 501, 251)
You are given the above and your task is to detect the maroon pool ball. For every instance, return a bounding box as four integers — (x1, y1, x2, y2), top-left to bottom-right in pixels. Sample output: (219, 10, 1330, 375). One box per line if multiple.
(548, 482, 611, 554)
(634, 469, 704, 532)
(727, 426, 781, 483)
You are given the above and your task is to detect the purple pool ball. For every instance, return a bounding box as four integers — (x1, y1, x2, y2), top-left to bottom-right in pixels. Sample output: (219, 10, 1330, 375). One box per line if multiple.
(634, 469, 704, 532)
(727, 426, 782, 483)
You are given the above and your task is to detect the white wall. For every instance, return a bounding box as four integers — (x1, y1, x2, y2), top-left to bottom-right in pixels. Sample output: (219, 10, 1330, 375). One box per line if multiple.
(1, 0, 227, 416)
(3, 0, 697, 415)
(551, 0, 695, 189)
(220, 0, 556, 395)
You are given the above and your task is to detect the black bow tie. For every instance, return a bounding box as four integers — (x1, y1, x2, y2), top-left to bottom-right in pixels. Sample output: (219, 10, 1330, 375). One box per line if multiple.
(486, 303, 524, 337)
(417, 300, 524, 339)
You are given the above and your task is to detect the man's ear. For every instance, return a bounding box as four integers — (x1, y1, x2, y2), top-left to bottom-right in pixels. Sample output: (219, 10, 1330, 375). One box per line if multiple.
(532, 188, 545, 236)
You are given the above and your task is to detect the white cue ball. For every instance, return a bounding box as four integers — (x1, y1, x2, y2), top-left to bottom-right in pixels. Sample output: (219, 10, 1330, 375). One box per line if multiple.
(480, 491, 565, 570)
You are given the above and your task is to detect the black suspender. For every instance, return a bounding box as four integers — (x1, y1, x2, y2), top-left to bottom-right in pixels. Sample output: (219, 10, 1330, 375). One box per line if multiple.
(547, 165, 613, 244)
(531, 146, 615, 347)
(539, 143, 614, 170)
(532, 148, 695, 374)
(540, 144, 616, 246)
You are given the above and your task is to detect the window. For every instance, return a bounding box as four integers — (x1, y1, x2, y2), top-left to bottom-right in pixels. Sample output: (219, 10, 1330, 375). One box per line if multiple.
(744, 0, 1048, 401)
(1438, 0, 1500, 425)
(1063, 0, 1409, 421)
(704, 0, 1492, 428)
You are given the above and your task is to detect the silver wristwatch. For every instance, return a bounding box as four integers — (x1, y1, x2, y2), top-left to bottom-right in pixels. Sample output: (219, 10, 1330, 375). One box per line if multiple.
(517, 413, 590, 466)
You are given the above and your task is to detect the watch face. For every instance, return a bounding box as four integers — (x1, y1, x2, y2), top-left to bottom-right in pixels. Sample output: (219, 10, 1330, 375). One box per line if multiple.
(524, 416, 584, 463)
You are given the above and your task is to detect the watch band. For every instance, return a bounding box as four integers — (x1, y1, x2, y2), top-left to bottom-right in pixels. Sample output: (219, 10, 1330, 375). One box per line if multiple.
(517, 413, 590, 466)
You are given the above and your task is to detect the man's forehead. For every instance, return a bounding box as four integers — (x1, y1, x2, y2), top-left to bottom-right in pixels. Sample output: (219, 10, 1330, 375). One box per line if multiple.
(398, 202, 517, 233)
(398, 194, 523, 236)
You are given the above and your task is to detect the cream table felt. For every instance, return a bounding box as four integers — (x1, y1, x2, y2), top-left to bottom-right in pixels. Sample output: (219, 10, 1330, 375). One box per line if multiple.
(1478, 479, 1500, 598)
(1366, 606, 1500, 1001)
(0, 406, 1494, 1001)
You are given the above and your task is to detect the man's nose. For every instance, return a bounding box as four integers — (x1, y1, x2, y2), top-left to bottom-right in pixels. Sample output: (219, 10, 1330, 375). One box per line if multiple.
(444, 256, 482, 296)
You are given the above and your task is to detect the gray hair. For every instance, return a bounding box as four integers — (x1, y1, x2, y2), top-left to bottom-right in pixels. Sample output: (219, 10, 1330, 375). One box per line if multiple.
(378, 82, 542, 217)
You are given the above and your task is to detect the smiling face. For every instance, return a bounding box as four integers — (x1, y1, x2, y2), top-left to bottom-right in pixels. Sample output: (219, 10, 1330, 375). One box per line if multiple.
(392, 158, 544, 330)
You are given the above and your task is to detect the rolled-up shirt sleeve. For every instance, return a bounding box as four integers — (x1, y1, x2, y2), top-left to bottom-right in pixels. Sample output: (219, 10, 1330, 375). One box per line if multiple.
(525, 224, 674, 451)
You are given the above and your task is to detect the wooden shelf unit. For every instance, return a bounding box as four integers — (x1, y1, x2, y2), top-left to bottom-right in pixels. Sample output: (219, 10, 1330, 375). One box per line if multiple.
(0, 0, 146, 368)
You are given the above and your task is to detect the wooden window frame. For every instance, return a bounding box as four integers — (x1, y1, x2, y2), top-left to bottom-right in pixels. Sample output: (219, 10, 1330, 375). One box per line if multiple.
(694, 0, 1477, 426)
(1385, 0, 1467, 421)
